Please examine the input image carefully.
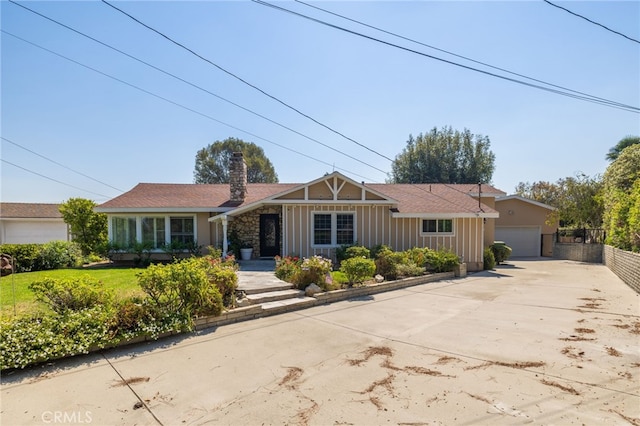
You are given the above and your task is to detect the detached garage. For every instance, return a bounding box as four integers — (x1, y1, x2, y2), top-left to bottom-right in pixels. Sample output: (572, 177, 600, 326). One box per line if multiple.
(494, 196, 558, 257)
(0, 203, 69, 244)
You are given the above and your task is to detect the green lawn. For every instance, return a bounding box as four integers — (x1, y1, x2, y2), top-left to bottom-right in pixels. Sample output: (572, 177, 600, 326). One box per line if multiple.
(0, 267, 144, 316)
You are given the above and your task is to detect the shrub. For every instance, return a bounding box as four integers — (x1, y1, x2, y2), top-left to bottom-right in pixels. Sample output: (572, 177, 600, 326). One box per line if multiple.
(374, 246, 406, 280)
(137, 257, 223, 323)
(396, 262, 426, 277)
(291, 256, 332, 290)
(39, 241, 83, 270)
(275, 255, 301, 282)
(405, 247, 428, 267)
(0, 306, 113, 370)
(490, 242, 512, 264)
(484, 248, 496, 270)
(340, 257, 376, 285)
(345, 245, 371, 260)
(29, 276, 114, 315)
(425, 249, 460, 273)
(329, 270, 349, 288)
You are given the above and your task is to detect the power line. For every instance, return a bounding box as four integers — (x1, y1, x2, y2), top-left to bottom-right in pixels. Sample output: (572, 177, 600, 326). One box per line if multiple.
(2, 30, 380, 184)
(99, 0, 397, 163)
(294, 0, 633, 112)
(1, 159, 112, 199)
(252, 0, 639, 113)
(543, 0, 640, 44)
(6, 0, 387, 177)
(1, 136, 124, 192)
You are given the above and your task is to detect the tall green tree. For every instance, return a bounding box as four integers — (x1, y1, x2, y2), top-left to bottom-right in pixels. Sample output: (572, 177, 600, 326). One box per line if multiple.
(389, 126, 495, 184)
(59, 198, 107, 256)
(606, 135, 640, 162)
(194, 137, 278, 184)
(515, 174, 603, 228)
(602, 144, 640, 251)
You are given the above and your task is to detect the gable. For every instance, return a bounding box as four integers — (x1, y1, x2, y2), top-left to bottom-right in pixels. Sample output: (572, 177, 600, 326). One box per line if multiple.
(270, 173, 393, 204)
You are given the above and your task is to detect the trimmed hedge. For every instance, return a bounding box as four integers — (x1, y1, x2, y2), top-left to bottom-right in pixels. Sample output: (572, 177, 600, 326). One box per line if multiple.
(0, 242, 83, 273)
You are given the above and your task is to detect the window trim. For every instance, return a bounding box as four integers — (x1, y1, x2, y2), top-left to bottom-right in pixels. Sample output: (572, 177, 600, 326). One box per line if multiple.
(420, 218, 454, 236)
(311, 211, 356, 248)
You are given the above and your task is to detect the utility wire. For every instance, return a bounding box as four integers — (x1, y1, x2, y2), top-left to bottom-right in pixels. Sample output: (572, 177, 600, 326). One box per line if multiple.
(1, 159, 112, 199)
(543, 0, 640, 44)
(294, 0, 632, 110)
(2, 30, 379, 184)
(100, 0, 396, 163)
(253, 0, 639, 113)
(2, 136, 124, 192)
(7, 0, 387, 177)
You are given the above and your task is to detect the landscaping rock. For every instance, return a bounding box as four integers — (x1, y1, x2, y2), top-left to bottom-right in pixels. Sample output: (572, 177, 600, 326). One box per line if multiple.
(305, 283, 322, 296)
(375, 274, 384, 283)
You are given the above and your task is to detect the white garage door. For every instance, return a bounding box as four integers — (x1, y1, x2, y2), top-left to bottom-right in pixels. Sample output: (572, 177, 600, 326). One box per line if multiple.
(495, 227, 540, 257)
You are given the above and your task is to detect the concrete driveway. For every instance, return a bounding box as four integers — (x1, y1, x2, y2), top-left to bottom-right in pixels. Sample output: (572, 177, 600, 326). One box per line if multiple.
(1, 259, 639, 425)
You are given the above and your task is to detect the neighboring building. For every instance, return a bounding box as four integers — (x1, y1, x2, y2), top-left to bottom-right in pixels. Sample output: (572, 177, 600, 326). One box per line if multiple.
(495, 195, 558, 257)
(96, 153, 506, 271)
(0, 203, 69, 244)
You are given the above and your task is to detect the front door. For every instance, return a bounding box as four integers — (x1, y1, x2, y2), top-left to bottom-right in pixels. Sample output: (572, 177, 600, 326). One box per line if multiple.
(259, 214, 280, 258)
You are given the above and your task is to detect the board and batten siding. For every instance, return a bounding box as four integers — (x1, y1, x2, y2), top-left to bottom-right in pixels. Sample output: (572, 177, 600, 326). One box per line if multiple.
(282, 204, 484, 269)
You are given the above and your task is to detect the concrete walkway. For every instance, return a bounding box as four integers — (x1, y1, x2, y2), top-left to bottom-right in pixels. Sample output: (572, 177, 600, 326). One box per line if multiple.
(2, 259, 639, 425)
(235, 259, 291, 294)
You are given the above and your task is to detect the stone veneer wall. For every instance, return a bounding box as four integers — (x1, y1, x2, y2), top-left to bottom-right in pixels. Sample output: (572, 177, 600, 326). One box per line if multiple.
(229, 206, 281, 258)
(553, 243, 603, 263)
(603, 245, 640, 294)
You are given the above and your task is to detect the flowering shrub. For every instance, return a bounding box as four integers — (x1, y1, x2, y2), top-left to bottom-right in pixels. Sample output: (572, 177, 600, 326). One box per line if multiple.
(274, 255, 301, 282)
(291, 256, 333, 290)
(340, 257, 375, 286)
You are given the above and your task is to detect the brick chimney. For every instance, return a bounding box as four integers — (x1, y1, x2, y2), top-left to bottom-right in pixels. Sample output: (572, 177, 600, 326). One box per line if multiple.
(229, 151, 247, 203)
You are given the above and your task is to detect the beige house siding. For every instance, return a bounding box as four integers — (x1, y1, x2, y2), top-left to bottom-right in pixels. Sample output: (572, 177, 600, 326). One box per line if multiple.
(282, 204, 485, 271)
(495, 199, 556, 234)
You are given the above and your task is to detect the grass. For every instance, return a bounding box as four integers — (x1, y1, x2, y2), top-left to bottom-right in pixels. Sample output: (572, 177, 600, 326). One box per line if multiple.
(0, 267, 144, 316)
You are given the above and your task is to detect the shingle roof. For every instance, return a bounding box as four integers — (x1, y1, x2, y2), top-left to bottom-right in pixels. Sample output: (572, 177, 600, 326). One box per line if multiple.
(367, 184, 500, 215)
(97, 180, 503, 216)
(0, 203, 63, 219)
(97, 183, 299, 210)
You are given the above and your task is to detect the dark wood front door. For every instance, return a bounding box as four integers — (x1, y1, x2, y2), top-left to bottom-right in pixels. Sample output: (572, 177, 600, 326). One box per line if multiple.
(259, 214, 280, 257)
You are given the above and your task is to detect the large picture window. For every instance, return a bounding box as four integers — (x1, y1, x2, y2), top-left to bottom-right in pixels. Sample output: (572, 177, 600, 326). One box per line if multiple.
(421, 219, 453, 234)
(109, 215, 195, 249)
(312, 212, 355, 246)
(142, 217, 166, 249)
(112, 217, 136, 247)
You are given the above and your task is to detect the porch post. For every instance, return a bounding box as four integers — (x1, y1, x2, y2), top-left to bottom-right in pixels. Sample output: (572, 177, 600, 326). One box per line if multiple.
(221, 215, 229, 257)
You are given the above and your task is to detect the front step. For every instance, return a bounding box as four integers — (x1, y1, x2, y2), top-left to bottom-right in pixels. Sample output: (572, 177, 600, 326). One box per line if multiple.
(241, 283, 293, 295)
(261, 297, 317, 315)
(246, 289, 305, 304)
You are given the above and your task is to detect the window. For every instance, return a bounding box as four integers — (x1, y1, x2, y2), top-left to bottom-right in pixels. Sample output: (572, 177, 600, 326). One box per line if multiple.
(142, 217, 165, 249)
(312, 212, 355, 246)
(170, 217, 195, 245)
(422, 219, 453, 234)
(314, 214, 332, 245)
(336, 214, 354, 245)
(112, 217, 136, 247)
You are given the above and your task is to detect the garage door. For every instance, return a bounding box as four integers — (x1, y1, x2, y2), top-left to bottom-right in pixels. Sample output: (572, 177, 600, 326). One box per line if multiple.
(495, 227, 540, 257)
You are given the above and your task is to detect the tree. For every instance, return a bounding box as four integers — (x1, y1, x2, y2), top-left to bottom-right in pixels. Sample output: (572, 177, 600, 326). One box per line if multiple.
(59, 198, 107, 256)
(388, 126, 495, 184)
(602, 144, 640, 251)
(606, 135, 640, 162)
(515, 174, 603, 228)
(194, 137, 278, 184)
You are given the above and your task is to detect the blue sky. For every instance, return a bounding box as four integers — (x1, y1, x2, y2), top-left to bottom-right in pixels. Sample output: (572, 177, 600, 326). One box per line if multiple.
(2, 0, 639, 204)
